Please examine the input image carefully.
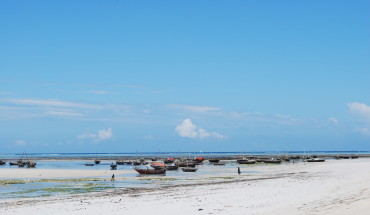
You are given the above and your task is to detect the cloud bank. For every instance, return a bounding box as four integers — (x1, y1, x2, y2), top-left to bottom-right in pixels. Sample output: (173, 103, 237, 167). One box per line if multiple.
(348, 102, 370, 121)
(78, 128, 113, 142)
(175, 119, 225, 139)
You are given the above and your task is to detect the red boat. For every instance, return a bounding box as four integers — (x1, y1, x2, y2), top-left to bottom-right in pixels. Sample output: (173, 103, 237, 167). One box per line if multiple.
(134, 167, 166, 174)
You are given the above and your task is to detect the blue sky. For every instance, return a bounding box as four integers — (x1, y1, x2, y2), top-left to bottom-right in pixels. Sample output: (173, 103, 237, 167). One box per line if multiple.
(1, 0, 369, 153)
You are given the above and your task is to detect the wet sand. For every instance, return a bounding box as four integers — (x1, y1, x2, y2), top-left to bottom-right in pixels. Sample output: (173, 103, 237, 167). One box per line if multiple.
(1, 159, 370, 214)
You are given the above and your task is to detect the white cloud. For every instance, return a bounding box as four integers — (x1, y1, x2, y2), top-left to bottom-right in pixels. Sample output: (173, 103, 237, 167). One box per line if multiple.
(175, 119, 225, 139)
(4, 98, 102, 109)
(167, 104, 221, 113)
(15, 140, 26, 146)
(328, 117, 339, 124)
(88, 90, 120, 95)
(78, 128, 113, 142)
(348, 102, 370, 120)
(359, 127, 370, 136)
(46, 111, 84, 117)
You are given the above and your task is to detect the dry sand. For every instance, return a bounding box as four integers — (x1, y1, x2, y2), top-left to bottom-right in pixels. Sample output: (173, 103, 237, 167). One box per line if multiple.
(1, 159, 370, 214)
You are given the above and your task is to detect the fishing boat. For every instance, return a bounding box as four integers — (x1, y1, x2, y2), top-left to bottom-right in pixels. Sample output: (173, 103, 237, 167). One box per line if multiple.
(306, 158, 325, 162)
(20, 152, 36, 167)
(164, 158, 175, 164)
(133, 160, 142, 166)
(110, 163, 117, 169)
(181, 167, 198, 172)
(134, 167, 166, 174)
(177, 162, 196, 167)
(26, 161, 36, 168)
(94, 160, 101, 164)
(0, 160, 6, 165)
(194, 157, 204, 163)
(263, 158, 282, 164)
(116, 160, 125, 165)
(237, 159, 256, 164)
(208, 159, 220, 163)
(165, 164, 179, 170)
(150, 162, 166, 169)
(9, 161, 18, 165)
(85, 163, 94, 166)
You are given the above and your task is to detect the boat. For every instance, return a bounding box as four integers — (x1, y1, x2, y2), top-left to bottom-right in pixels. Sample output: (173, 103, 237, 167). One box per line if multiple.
(116, 160, 125, 165)
(133, 161, 142, 166)
(0, 160, 6, 165)
(208, 159, 220, 163)
(177, 162, 196, 167)
(9, 162, 18, 165)
(164, 158, 175, 164)
(94, 160, 101, 164)
(85, 163, 94, 166)
(194, 157, 204, 163)
(165, 164, 179, 170)
(26, 162, 36, 168)
(306, 158, 325, 162)
(237, 159, 256, 164)
(181, 167, 198, 172)
(19, 152, 36, 167)
(150, 162, 166, 169)
(134, 167, 166, 174)
(110, 163, 117, 169)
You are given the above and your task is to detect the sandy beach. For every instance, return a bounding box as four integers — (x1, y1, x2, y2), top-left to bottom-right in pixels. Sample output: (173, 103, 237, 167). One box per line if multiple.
(1, 159, 370, 215)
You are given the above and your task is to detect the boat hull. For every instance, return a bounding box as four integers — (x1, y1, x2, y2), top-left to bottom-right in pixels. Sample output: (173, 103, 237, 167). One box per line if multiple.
(135, 168, 166, 174)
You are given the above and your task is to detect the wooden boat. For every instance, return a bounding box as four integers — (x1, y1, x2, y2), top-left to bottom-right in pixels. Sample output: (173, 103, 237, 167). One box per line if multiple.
(194, 157, 204, 163)
(110, 163, 117, 169)
(116, 160, 125, 165)
(94, 160, 101, 164)
(165, 164, 179, 170)
(164, 158, 175, 164)
(208, 159, 220, 163)
(237, 159, 256, 164)
(181, 167, 198, 172)
(151, 162, 166, 169)
(133, 161, 142, 166)
(9, 162, 18, 165)
(126, 161, 133, 165)
(27, 162, 36, 168)
(306, 158, 325, 162)
(134, 167, 166, 174)
(151, 157, 157, 161)
(0, 160, 6, 165)
(85, 163, 94, 166)
(177, 162, 196, 167)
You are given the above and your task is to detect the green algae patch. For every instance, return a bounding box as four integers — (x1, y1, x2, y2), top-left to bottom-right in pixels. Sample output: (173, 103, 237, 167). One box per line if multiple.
(207, 177, 235, 180)
(0, 180, 28, 185)
(138, 178, 176, 181)
(36, 178, 103, 183)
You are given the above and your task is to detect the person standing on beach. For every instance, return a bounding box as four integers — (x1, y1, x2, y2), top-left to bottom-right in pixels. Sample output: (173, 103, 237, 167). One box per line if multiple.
(238, 167, 241, 175)
(111, 174, 115, 181)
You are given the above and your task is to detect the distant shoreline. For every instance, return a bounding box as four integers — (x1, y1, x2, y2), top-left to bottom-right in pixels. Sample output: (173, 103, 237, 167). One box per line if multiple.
(1, 153, 369, 161)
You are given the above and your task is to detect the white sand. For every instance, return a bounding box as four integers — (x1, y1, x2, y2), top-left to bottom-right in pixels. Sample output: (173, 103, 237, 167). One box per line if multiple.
(1, 159, 370, 214)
